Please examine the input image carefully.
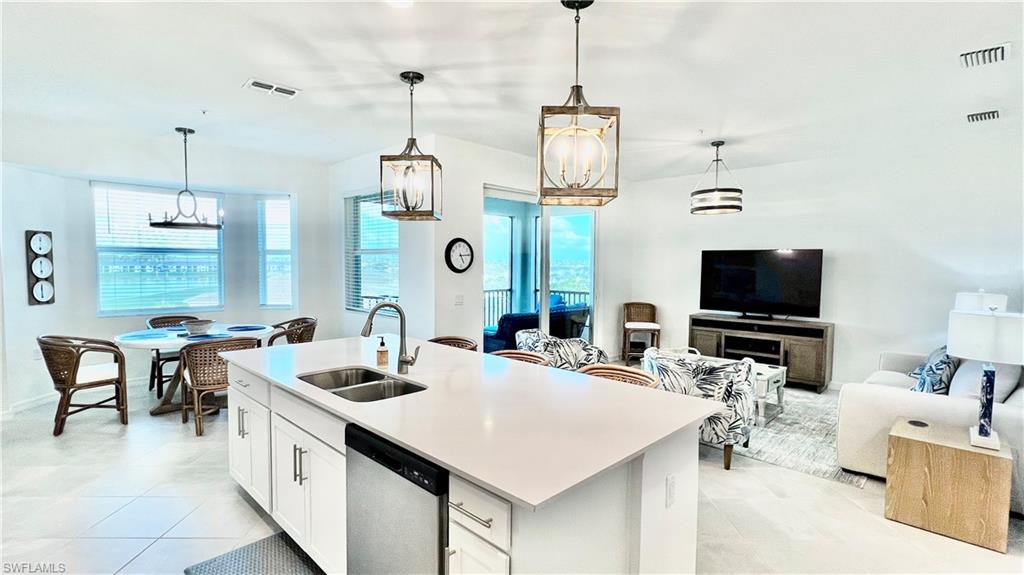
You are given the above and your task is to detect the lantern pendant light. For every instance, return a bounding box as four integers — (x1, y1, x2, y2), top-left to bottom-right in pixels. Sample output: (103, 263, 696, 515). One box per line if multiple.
(690, 141, 743, 215)
(149, 127, 224, 230)
(537, 0, 620, 206)
(379, 71, 442, 221)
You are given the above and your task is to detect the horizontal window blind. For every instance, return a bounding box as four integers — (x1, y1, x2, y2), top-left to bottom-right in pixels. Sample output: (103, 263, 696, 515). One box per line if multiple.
(93, 183, 224, 315)
(258, 197, 293, 307)
(345, 193, 399, 312)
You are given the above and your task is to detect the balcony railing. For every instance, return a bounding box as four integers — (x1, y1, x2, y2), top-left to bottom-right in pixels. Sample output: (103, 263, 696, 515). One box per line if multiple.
(484, 289, 512, 327)
(360, 294, 399, 310)
(484, 288, 591, 328)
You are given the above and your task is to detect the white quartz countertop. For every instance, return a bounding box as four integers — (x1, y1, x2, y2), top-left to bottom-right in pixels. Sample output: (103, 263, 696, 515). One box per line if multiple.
(221, 335, 723, 509)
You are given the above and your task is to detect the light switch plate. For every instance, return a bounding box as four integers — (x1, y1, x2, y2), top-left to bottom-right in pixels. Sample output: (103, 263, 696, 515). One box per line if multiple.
(665, 473, 676, 508)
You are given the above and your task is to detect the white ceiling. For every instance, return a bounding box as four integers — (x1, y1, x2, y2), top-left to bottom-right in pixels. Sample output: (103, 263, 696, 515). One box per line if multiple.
(3, 1, 1021, 180)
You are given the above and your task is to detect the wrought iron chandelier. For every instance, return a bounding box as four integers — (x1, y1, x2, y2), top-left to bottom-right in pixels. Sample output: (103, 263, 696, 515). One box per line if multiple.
(537, 0, 620, 206)
(690, 141, 743, 215)
(379, 71, 442, 221)
(149, 127, 223, 230)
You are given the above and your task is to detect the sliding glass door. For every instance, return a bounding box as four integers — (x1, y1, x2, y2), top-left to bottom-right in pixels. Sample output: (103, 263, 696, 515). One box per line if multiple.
(539, 207, 596, 342)
(482, 188, 597, 350)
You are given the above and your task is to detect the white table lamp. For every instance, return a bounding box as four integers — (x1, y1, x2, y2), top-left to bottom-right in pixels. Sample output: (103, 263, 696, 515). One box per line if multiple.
(947, 309, 1024, 449)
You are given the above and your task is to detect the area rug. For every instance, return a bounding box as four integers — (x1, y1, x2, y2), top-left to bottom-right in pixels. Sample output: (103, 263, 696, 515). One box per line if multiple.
(731, 386, 868, 488)
(184, 532, 323, 575)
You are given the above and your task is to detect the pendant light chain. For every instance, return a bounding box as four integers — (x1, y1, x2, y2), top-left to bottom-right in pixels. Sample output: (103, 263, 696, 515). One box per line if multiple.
(574, 9, 581, 86)
(182, 129, 190, 191)
(408, 82, 415, 138)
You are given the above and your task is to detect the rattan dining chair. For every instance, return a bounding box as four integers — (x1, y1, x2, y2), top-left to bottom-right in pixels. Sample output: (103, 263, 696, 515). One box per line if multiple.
(268, 317, 318, 346)
(491, 349, 550, 366)
(428, 336, 479, 351)
(578, 363, 659, 388)
(179, 337, 259, 436)
(146, 315, 198, 399)
(37, 335, 128, 436)
(622, 303, 660, 366)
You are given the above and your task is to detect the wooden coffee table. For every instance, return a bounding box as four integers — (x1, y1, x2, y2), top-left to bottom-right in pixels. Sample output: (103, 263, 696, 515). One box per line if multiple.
(885, 418, 1012, 553)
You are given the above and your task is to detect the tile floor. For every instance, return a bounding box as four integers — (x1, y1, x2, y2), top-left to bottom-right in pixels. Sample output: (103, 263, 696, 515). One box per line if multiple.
(2, 385, 1023, 574)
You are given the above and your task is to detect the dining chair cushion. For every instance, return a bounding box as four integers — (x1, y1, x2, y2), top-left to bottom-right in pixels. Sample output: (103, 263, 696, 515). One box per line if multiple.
(624, 321, 661, 330)
(76, 363, 120, 384)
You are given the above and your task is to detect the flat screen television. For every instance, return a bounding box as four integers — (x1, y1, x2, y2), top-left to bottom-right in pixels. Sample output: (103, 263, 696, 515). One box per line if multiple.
(700, 249, 823, 318)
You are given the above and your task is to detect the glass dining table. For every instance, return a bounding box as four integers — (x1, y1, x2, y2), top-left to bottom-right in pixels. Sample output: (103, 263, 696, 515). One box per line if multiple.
(114, 323, 276, 416)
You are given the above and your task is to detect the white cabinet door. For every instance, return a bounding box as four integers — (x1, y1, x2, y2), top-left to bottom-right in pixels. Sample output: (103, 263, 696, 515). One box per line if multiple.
(449, 522, 510, 575)
(246, 401, 272, 512)
(227, 389, 252, 488)
(305, 436, 347, 574)
(272, 414, 307, 543)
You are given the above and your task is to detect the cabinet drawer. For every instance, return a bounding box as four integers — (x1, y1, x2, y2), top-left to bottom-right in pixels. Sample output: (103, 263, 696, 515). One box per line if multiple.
(450, 475, 511, 552)
(271, 386, 347, 455)
(228, 364, 270, 407)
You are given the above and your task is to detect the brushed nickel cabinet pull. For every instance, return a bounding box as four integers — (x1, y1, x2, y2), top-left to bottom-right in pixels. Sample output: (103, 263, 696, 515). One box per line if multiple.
(449, 501, 493, 528)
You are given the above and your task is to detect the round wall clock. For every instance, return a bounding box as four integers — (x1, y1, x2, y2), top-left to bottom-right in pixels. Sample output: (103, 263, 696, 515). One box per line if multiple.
(29, 232, 52, 255)
(444, 237, 474, 274)
(33, 280, 55, 303)
(31, 257, 53, 279)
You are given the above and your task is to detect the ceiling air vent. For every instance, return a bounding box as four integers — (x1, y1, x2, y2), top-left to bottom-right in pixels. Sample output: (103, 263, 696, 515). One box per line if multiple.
(960, 43, 1010, 68)
(967, 110, 999, 123)
(243, 78, 301, 99)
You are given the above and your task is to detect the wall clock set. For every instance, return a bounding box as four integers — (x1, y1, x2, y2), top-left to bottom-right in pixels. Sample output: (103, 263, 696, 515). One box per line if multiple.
(26, 230, 55, 305)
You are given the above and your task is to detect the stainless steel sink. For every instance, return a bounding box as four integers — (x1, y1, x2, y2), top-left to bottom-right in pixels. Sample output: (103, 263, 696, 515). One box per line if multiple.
(332, 379, 426, 402)
(297, 366, 426, 402)
(297, 367, 388, 391)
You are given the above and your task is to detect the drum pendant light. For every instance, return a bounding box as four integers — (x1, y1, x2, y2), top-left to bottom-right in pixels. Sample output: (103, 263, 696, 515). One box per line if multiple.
(379, 71, 443, 221)
(537, 0, 620, 206)
(149, 127, 224, 230)
(690, 141, 743, 215)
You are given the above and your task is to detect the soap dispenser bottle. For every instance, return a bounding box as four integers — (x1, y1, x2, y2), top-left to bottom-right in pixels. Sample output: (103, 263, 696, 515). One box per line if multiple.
(376, 336, 389, 368)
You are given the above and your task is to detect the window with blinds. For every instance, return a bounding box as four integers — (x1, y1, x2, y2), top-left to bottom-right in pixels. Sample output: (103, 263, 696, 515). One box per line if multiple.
(93, 183, 224, 315)
(258, 197, 293, 308)
(345, 193, 399, 312)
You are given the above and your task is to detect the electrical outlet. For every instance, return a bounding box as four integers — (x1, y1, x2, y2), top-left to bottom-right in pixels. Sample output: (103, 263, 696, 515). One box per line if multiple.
(665, 473, 676, 508)
(454, 294, 464, 306)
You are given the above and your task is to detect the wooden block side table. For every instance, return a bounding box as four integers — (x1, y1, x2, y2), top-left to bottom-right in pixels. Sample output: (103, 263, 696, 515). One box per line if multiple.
(884, 418, 1013, 553)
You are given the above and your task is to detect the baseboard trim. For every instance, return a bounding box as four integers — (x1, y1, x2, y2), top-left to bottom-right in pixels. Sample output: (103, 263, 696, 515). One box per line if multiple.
(2, 376, 147, 419)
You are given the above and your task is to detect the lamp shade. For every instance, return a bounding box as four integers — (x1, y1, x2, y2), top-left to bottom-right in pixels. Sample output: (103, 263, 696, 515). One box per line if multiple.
(954, 291, 1008, 312)
(946, 310, 1024, 364)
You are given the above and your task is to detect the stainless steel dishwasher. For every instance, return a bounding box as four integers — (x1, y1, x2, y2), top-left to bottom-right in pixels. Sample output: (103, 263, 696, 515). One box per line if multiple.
(346, 424, 449, 574)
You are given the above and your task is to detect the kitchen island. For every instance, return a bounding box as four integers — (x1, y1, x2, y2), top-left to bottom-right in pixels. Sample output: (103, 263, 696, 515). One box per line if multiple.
(221, 335, 722, 574)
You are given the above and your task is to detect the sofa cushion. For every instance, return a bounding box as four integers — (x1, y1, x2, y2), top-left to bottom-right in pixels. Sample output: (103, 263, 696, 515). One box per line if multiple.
(865, 370, 918, 388)
(909, 346, 959, 394)
(1003, 387, 1024, 407)
(948, 360, 1022, 403)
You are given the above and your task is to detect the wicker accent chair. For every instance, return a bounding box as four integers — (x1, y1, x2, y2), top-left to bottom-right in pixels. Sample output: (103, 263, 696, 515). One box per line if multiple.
(578, 363, 659, 387)
(428, 336, 479, 351)
(622, 303, 660, 366)
(37, 335, 128, 436)
(146, 315, 198, 399)
(491, 350, 550, 366)
(269, 317, 318, 346)
(180, 337, 259, 436)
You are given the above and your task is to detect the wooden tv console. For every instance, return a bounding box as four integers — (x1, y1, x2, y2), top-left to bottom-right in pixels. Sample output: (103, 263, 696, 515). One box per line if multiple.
(688, 313, 834, 392)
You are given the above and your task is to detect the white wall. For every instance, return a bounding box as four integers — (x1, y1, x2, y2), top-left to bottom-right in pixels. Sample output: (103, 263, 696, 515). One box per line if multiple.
(1, 116, 331, 412)
(604, 122, 1023, 383)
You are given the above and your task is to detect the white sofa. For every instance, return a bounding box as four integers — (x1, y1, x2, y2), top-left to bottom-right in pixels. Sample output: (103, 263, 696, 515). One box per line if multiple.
(837, 352, 1024, 514)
